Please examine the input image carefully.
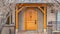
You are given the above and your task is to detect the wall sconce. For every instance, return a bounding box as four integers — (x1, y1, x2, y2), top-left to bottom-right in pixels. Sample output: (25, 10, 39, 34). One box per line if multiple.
(51, 9, 54, 13)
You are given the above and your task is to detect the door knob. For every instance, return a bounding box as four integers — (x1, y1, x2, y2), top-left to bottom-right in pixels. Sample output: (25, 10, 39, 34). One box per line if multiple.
(35, 20, 36, 24)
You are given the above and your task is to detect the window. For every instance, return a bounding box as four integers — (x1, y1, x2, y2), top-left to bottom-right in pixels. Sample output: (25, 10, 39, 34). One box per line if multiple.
(6, 15, 13, 25)
(57, 11, 60, 31)
(6, 16, 10, 24)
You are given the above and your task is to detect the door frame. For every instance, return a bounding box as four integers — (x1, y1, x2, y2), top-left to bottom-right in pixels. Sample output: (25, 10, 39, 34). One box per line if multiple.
(16, 3, 47, 31)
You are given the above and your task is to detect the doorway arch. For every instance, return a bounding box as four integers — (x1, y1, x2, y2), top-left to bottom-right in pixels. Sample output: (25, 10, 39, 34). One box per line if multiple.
(18, 7, 44, 32)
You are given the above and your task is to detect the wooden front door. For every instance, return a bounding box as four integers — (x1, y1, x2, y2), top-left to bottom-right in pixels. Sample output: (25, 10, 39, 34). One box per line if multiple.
(24, 8, 38, 30)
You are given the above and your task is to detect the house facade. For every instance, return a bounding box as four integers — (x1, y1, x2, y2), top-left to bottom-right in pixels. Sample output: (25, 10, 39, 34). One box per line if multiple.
(0, 0, 60, 34)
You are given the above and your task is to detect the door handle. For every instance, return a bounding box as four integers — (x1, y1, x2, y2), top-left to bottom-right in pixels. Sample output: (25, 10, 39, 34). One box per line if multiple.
(35, 20, 36, 24)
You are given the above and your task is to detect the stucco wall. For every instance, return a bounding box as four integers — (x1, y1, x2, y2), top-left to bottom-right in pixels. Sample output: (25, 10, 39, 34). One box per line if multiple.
(47, 6, 56, 25)
(18, 10, 24, 32)
(37, 8, 44, 32)
(47, 6, 57, 34)
(1, 26, 14, 34)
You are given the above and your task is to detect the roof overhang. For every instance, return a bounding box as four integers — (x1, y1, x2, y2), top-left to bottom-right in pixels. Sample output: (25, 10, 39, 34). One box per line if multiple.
(9, 0, 55, 3)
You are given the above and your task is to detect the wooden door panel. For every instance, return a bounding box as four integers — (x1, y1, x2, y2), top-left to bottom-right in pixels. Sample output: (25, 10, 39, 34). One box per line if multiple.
(24, 8, 38, 30)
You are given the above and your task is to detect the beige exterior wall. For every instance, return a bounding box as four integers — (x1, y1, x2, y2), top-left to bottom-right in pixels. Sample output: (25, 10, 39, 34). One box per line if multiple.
(47, 6, 56, 25)
(1, 26, 14, 34)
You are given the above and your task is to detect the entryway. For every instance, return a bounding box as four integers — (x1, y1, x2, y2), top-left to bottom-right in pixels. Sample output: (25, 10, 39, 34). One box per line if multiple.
(16, 3, 47, 34)
(18, 7, 44, 31)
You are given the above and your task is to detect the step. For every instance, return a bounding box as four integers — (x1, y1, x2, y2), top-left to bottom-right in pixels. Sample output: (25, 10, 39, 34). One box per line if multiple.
(18, 31, 43, 34)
